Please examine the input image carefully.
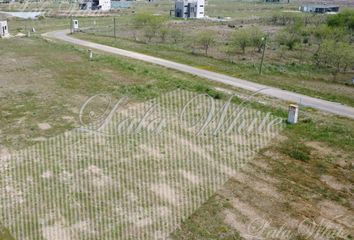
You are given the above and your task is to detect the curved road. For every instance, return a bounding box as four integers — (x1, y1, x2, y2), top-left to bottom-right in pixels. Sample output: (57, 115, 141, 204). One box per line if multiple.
(44, 30, 354, 120)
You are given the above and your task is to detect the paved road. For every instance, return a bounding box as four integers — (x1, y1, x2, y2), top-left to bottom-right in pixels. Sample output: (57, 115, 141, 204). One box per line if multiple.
(44, 30, 354, 120)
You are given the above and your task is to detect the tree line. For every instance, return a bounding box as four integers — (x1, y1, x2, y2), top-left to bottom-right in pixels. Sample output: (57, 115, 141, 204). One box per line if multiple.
(128, 11, 354, 80)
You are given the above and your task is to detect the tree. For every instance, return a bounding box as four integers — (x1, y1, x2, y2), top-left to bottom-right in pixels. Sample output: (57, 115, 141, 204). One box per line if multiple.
(132, 13, 153, 29)
(229, 27, 264, 54)
(313, 24, 347, 43)
(315, 40, 354, 80)
(327, 9, 354, 31)
(132, 13, 165, 42)
(132, 13, 151, 41)
(143, 26, 157, 42)
(158, 27, 169, 43)
(249, 27, 265, 52)
(170, 29, 184, 44)
(308, 24, 348, 66)
(276, 29, 301, 50)
(230, 28, 250, 54)
(196, 31, 216, 56)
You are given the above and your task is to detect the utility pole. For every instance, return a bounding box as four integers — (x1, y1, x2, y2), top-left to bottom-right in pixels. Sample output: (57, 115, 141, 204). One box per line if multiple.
(113, 18, 116, 39)
(259, 36, 267, 75)
(70, 16, 73, 34)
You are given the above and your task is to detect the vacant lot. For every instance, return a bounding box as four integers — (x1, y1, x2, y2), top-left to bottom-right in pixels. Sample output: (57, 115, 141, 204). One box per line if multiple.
(1, 1, 353, 239)
(76, 23, 354, 108)
(6, 2, 345, 106)
(0, 36, 223, 150)
(172, 113, 354, 239)
(1, 32, 353, 240)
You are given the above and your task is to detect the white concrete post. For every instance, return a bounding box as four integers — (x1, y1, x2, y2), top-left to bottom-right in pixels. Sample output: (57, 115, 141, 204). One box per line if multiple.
(89, 49, 93, 60)
(288, 104, 298, 124)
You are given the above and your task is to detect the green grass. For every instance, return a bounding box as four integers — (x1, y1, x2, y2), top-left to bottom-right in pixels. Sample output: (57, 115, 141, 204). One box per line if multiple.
(0, 36, 286, 239)
(74, 32, 354, 107)
(4, 3, 354, 107)
(280, 141, 311, 162)
(1, 24, 354, 240)
(0, 226, 15, 240)
(0, 36, 256, 150)
(172, 112, 354, 239)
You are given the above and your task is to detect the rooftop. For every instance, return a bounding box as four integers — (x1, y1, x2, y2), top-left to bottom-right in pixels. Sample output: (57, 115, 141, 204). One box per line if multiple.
(302, 4, 339, 8)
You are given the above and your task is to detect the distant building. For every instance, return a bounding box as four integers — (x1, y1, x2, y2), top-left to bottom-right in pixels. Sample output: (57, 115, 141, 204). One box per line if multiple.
(175, 0, 205, 19)
(299, 5, 339, 14)
(0, 21, 9, 38)
(79, 0, 111, 11)
(111, 0, 132, 9)
(264, 0, 291, 2)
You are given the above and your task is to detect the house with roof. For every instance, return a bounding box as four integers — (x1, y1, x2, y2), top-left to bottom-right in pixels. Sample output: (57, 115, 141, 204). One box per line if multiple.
(300, 4, 339, 14)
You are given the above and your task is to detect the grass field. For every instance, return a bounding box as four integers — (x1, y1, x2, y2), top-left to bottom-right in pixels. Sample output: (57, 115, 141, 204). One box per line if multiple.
(74, 32, 354, 107)
(0, 0, 353, 239)
(1, 31, 353, 240)
(172, 113, 354, 239)
(4, 12, 354, 108)
(131, 0, 354, 18)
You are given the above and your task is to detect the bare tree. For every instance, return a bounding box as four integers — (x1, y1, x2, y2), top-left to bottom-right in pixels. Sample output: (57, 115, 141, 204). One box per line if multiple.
(158, 27, 169, 43)
(196, 30, 216, 56)
(170, 29, 184, 44)
(315, 40, 354, 80)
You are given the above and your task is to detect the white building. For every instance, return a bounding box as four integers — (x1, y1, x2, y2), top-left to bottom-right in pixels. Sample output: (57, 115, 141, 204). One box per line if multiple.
(79, 0, 111, 11)
(0, 21, 9, 38)
(299, 4, 339, 14)
(99, 0, 111, 11)
(175, 0, 205, 19)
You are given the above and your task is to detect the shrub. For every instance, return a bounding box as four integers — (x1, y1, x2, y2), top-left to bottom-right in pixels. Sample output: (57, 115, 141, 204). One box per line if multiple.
(229, 27, 265, 54)
(280, 141, 311, 162)
(276, 30, 301, 50)
(195, 30, 216, 56)
(132, 13, 166, 42)
(327, 9, 354, 31)
(314, 40, 354, 79)
(170, 29, 184, 44)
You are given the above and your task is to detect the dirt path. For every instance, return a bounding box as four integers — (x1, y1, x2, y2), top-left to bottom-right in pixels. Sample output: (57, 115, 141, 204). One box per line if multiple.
(43, 29, 354, 120)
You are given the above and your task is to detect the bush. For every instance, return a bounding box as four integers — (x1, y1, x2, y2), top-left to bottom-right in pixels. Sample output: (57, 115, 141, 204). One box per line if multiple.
(271, 12, 300, 26)
(327, 9, 354, 31)
(280, 142, 311, 162)
(170, 29, 184, 44)
(132, 13, 166, 42)
(229, 27, 265, 54)
(276, 30, 301, 50)
(195, 30, 216, 56)
(314, 40, 354, 79)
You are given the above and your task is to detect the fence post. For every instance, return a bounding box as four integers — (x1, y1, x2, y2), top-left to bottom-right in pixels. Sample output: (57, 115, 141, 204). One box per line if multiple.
(70, 16, 73, 34)
(259, 36, 267, 75)
(114, 18, 116, 39)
